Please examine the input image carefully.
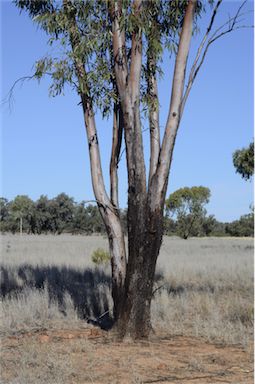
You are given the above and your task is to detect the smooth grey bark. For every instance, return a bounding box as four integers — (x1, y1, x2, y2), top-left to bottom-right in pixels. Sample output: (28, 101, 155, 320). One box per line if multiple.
(149, 0, 197, 213)
(63, 0, 127, 320)
(147, 20, 161, 185)
(65, 0, 203, 339)
(111, 0, 197, 338)
(61, 0, 242, 339)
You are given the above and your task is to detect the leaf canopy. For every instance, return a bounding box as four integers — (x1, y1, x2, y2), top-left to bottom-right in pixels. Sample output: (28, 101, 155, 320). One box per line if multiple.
(233, 141, 254, 181)
(165, 186, 211, 215)
(14, 0, 206, 117)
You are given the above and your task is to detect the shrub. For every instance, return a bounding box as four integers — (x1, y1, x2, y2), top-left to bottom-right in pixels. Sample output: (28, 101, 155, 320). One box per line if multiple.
(91, 248, 111, 266)
(225, 213, 254, 237)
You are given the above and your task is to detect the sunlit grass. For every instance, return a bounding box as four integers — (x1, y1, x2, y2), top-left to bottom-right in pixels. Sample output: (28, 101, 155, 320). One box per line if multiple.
(0, 234, 253, 345)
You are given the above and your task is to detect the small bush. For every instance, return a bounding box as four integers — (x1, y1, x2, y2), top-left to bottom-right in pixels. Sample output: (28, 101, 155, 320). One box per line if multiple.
(91, 248, 111, 266)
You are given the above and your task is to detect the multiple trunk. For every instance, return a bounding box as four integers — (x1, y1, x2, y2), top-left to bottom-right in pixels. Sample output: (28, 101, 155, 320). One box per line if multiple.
(112, 0, 197, 338)
(64, 0, 197, 339)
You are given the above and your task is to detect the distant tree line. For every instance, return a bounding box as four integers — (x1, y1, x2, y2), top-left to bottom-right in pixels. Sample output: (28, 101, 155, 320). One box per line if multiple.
(0, 193, 112, 235)
(0, 191, 253, 238)
(164, 212, 254, 238)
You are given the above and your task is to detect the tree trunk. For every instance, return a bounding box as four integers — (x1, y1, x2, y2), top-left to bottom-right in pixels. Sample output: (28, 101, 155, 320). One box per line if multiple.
(62, 0, 127, 321)
(65, 0, 196, 339)
(116, 207, 164, 339)
(19, 216, 23, 236)
(102, 208, 126, 320)
(110, 0, 196, 339)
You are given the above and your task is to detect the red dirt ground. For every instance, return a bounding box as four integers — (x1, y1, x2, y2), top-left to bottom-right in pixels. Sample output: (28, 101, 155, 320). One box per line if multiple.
(1, 328, 253, 383)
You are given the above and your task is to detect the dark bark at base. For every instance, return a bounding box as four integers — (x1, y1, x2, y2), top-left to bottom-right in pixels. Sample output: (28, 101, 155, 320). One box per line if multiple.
(115, 208, 164, 339)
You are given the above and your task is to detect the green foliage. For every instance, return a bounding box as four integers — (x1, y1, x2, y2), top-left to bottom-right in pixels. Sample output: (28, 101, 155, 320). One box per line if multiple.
(9, 195, 35, 233)
(209, 221, 227, 237)
(163, 216, 177, 236)
(233, 142, 254, 181)
(10, 195, 34, 217)
(79, 204, 106, 234)
(201, 215, 217, 236)
(0, 198, 11, 232)
(34, 195, 52, 234)
(1, 193, 253, 238)
(165, 186, 211, 239)
(14, 1, 53, 17)
(47, 193, 75, 234)
(0, 198, 9, 221)
(0, 194, 105, 235)
(166, 186, 211, 214)
(225, 211, 254, 237)
(14, 0, 205, 117)
(91, 248, 111, 266)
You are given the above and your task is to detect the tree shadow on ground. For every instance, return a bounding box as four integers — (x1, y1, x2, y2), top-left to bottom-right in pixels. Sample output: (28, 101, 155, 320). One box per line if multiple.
(0, 264, 113, 330)
(0, 265, 166, 331)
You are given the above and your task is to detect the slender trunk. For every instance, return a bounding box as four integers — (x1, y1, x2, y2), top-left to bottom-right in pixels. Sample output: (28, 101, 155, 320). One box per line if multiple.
(63, 0, 127, 320)
(20, 216, 23, 236)
(147, 14, 160, 185)
(108, 102, 126, 319)
(110, 103, 123, 209)
(81, 98, 127, 320)
(102, 208, 126, 320)
(150, 0, 196, 210)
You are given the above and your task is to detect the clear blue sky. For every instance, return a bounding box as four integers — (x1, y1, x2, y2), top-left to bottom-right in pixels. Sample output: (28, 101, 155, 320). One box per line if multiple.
(1, 1, 254, 222)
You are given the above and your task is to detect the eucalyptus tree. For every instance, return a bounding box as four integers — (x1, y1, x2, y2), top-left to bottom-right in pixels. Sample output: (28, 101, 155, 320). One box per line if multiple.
(9, 195, 35, 234)
(165, 186, 211, 239)
(233, 141, 254, 181)
(14, 0, 248, 338)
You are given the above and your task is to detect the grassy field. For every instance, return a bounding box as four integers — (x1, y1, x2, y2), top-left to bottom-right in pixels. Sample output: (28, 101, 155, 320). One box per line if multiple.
(0, 234, 253, 344)
(0, 234, 254, 383)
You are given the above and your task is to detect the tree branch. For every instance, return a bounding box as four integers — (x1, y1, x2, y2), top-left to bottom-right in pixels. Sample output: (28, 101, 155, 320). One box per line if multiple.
(3, 74, 46, 111)
(63, 0, 112, 213)
(110, 0, 146, 202)
(127, 0, 147, 194)
(147, 33, 161, 186)
(109, 0, 129, 103)
(181, 0, 252, 115)
(149, 0, 197, 211)
(129, 0, 143, 104)
(110, 102, 123, 208)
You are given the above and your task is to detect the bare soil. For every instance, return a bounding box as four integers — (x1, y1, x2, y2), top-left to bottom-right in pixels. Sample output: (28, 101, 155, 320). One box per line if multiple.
(1, 327, 253, 384)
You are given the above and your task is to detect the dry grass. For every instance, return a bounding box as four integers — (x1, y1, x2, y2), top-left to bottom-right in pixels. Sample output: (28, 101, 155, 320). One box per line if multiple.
(1, 234, 108, 269)
(151, 289, 253, 347)
(1, 334, 96, 384)
(1, 329, 253, 384)
(0, 234, 253, 346)
(0, 235, 253, 384)
(0, 286, 84, 335)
